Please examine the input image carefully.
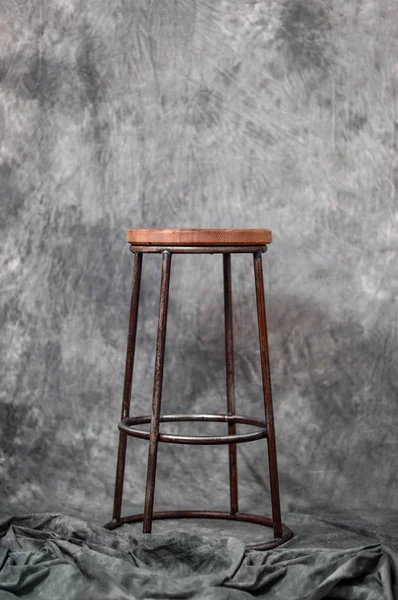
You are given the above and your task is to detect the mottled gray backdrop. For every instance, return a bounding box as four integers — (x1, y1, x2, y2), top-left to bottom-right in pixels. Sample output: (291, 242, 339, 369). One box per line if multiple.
(1, 0, 397, 532)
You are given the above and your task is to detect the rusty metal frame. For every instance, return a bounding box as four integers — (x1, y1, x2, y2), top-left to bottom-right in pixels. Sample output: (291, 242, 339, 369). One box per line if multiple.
(106, 244, 292, 551)
(129, 244, 267, 254)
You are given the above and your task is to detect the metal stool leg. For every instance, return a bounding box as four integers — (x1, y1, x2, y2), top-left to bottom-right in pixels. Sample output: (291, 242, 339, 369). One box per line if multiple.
(143, 250, 172, 533)
(253, 251, 283, 540)
(112, 252, 143, 523)
(223, 254, 238, 515)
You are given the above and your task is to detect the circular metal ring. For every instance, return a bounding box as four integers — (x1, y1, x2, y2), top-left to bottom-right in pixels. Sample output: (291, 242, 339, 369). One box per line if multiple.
(129, 244, 268, 254)
(105, 510, 293, 551)
(118, 413, 267, 445)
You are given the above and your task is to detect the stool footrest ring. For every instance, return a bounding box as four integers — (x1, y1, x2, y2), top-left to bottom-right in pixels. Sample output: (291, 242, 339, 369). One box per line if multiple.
(118, 413, 267, 445)
(105, 510, 292, 551)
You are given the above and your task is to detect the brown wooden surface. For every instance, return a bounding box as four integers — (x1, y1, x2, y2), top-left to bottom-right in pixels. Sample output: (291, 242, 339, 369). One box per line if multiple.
(126, 228, 272, 246)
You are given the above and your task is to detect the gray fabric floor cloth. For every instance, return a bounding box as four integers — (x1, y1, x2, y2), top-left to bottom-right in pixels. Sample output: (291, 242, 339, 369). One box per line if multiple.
(0, 511, 397, 599)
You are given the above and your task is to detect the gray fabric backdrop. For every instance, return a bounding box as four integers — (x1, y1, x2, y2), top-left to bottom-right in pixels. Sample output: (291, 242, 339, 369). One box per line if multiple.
(1, 0, 397, 532)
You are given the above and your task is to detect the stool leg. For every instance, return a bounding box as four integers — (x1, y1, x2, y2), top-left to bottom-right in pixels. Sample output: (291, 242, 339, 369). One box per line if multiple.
(253, 251, 282, 540)
(112, 252, 143, 523)
(143, 250, 172, 533)
(223, 254, 238, 515)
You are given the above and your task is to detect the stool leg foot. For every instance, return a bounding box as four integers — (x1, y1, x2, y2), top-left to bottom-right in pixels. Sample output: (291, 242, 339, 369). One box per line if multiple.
(223, 254, 238, 514)
(253, 251, 282, 540)
(112, 253, 143, 522)
(143, 251, 172, 533)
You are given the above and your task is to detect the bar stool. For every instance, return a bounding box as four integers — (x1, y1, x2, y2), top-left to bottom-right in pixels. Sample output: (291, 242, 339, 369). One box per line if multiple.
(105, 228, 292, 550)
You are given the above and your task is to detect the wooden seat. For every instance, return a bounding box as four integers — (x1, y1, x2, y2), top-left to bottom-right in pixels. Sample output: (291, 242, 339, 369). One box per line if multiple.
(126, 228, 272, 246)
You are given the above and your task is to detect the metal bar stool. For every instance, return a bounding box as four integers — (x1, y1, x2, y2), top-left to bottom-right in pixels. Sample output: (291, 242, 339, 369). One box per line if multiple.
(105, 228, 292, 550)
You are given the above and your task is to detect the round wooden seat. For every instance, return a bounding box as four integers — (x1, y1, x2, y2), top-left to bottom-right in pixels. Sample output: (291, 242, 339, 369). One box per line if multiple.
(126, 228, 272, 246)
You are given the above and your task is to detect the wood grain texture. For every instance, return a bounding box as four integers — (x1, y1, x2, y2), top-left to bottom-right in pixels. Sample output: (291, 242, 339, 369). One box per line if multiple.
(126, 228, 272, 246)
